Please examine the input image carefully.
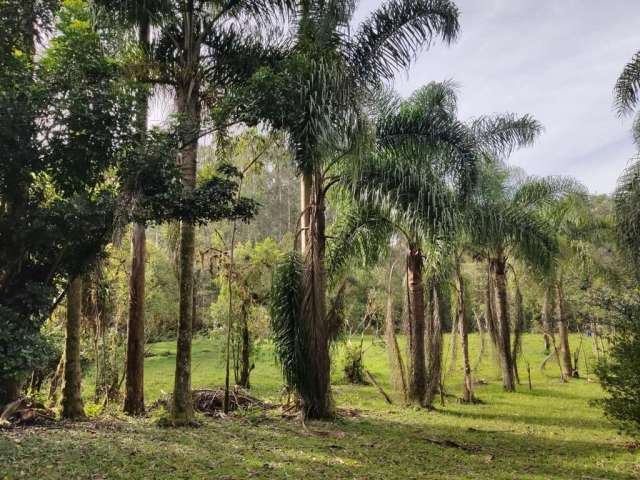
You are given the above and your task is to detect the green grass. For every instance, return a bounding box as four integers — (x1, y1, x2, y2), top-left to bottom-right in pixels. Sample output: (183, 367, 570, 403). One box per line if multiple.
(2, 333, 639, 479)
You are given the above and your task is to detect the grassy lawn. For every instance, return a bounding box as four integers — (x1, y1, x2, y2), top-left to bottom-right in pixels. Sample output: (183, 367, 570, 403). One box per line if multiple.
(1, 333, 639, 479)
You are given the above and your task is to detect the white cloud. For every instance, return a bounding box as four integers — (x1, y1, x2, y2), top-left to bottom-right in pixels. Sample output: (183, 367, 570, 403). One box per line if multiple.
(356, 0, 640, 193)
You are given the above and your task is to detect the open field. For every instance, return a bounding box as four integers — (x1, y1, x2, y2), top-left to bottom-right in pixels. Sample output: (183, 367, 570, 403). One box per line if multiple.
(1, 333, 639, 479)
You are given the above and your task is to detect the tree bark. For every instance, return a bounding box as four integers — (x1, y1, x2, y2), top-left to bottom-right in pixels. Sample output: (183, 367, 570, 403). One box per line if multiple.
(299, 170, 332, 418)
(555, 283, 573, 379)
(489, 255, 516, 392)
(425, 283, 443, 407)
(456, 268, 474, 403)
(512, 283, 525, 385)
(124, 223, 146, 415)
(541, 288, 552, 353)
(0, 379, 20, 409)
(384, 262, 407, 403)
(61, 276, 85, 419)
(299, 174, 312, 252)
(124, 14, 150, 417)
(171, 45, 201, 421)
(406, 246, 427, 406)
(238, 306, 251, 388)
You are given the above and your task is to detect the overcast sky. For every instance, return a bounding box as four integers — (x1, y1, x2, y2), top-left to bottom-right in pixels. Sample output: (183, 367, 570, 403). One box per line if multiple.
(355, 0, 640, 194)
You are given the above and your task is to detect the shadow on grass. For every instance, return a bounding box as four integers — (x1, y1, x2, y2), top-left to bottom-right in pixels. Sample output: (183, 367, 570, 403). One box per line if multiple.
(1, 412, 634, 480)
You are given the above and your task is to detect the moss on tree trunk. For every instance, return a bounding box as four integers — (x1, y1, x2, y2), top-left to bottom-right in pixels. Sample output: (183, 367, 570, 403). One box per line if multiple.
(172, 73, 201, 422)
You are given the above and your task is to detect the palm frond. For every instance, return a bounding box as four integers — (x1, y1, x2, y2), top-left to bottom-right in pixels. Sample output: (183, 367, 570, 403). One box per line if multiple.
(511, 175, 586, 209)
(350, 150, 460, 242)
(375, 82, 478, 193)
(470, 113, 543, 159)
(325, 200, 394, 281)
(349, 0, 460, 83)
(614, 50, 640, 116)
(615, 157, 640, 268)
(467, 202, 558, 275)
(269, 251, 305, 390)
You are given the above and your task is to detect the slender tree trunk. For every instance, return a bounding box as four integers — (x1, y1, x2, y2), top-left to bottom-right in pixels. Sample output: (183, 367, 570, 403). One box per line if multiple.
(484, 270, 499, 353)
(124, 16, 150, 417)
(238, 306, 251, 388)
(406, 246, 427, 406)
(384, 262, 407, 403)
(61, 276, 85, 419)
(489, 255, 516, 392)
(555, 283, 573, 379)
(473, 310, 486, 372)
(456, 267, 474, 403)
(541, 288, 552, 353)
(512, 283, 525, 385)
(425, 283, 443, 407)
(172, 57, 201, 422)
(299, 170, 332, 418)
(447, 312, 458, 376)
(125, 224, 146, 415)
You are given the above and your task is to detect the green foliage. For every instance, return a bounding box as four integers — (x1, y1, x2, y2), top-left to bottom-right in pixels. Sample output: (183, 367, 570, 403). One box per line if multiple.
(595, 292, 640, 437)
(269, 252, 305, 391)
(342, 340, 367, 384)
(0, 0, 137, 383)
(615, 159, 640, 271)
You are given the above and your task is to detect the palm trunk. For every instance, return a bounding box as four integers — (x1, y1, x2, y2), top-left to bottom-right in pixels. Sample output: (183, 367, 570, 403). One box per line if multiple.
(555, 282, 573, 378)
(299, 170, 332, 418)
(541, 288, 552, 353)
(456, 267, 474, 403)
(299, 174, 312, 252)
(489, 254, 516, 392)
(124, 223, 146, 415)
(425, 283, 443, 407)
(124, 15, 150, 417)
(172, 51, 201, 421)
(61, 276, 85, 419)
(406, 246, 427, 406)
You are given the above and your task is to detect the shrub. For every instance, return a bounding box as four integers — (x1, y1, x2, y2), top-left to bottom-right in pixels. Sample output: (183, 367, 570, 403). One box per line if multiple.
(343, 340, 367, 385)
(595, 293, 640, 437)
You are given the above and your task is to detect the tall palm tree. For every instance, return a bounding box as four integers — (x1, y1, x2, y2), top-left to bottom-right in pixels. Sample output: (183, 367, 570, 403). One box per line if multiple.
(614, 50, 640, 269)
(325, 82, 477, 407)
(258, 0, 461, 418)
(427, 109, 544, 396)
(466, 167, 585, 390)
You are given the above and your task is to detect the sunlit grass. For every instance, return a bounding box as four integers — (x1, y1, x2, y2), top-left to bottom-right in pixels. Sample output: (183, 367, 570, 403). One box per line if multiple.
(2, 333, 638, 479)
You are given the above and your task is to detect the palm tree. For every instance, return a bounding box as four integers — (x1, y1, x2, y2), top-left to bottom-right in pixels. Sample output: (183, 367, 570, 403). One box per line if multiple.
(325, 82, 477, 407)
(541, 188, 607, 380)
(259, 0, 461, 418)
(428, 109, 544, 396)
(466, 167, 585, 391)
(614, 50, 640, 269)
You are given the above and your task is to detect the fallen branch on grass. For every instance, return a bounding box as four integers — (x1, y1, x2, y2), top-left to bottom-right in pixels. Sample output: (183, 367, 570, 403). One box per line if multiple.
(365, 369, 393, 405)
